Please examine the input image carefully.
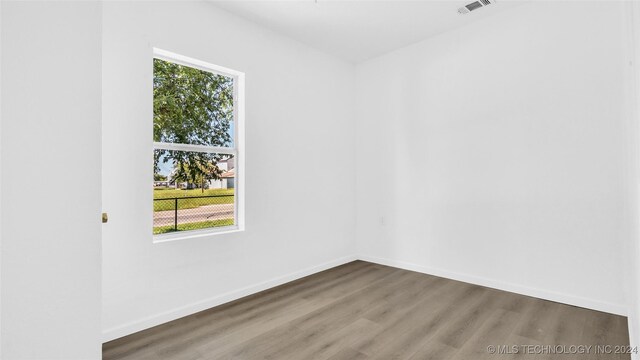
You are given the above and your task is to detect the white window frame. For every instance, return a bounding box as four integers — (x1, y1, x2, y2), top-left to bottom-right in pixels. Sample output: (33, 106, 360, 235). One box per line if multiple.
(152, 48, 245, 243)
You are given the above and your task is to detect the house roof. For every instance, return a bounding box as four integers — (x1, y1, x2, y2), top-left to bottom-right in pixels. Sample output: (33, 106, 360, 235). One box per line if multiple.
(221, 168, 235, 178)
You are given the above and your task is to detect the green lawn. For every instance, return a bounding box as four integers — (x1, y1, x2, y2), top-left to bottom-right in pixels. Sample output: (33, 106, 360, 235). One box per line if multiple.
(153, 188, 234, 211)
(153, 218, 234, 235)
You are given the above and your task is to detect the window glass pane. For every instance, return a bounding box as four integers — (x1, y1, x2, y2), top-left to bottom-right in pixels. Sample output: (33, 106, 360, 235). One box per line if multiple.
(153, 150, 235, 234)
(153, 58, 235, 148)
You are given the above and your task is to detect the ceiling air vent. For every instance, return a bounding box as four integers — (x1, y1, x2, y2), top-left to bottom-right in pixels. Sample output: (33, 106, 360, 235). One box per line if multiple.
(458, 0, 495, 14)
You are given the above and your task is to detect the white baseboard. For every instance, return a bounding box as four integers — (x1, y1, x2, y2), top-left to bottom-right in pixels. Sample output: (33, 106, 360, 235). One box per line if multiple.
(628, 311, 640, 360)
(103, 253, 629, 343)
(627, 322, 639, 360)
(101, 254, 358, 342)
(359, 254, 628, 317)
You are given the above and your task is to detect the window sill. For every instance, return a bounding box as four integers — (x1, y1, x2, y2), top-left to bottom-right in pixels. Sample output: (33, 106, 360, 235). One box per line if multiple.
(153, 225, 243, 244)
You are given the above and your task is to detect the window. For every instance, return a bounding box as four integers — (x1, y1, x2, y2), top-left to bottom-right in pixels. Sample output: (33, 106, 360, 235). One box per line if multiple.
(152, 49, 244, 240)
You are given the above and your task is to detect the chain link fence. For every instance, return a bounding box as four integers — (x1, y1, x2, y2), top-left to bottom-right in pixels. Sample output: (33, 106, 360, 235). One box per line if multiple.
(153, 194, 235, 234)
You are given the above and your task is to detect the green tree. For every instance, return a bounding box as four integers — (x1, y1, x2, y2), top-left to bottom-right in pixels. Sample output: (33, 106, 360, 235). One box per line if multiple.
(154, 173, 168, 181)
(172, 159, 224, 192)
(153, 58, 233, 191)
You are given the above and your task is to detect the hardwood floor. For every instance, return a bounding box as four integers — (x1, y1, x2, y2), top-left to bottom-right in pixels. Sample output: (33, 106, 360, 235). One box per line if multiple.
(103, 261, 631, 360)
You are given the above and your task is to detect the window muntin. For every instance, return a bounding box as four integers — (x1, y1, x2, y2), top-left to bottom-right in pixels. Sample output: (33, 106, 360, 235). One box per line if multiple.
(152, 49, 243, 239)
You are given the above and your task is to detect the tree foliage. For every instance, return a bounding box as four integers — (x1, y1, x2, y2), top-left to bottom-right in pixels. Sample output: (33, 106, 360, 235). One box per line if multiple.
(154, 173, 168, 181)
(153, 58, 234, 190)
(172, 158, 224, 191)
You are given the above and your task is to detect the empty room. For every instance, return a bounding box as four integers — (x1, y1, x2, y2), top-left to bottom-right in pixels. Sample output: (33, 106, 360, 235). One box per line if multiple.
(2, 0, 640, 359)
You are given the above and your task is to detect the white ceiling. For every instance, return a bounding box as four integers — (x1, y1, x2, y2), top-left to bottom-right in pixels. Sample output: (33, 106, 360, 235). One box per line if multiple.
(210, 1, 523, 63)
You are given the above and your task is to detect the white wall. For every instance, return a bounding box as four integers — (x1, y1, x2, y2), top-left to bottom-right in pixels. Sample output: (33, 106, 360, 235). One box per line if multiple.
(102, 1, 356, 340)
(0, 1, 4, 356)
(626, 2, 640, 355)
(1, 2, 103, 359)
(356, 2, 633, 315)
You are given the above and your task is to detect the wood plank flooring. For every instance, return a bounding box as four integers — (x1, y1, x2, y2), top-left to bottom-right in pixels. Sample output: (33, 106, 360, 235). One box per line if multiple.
(103, 261, 631, 360)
